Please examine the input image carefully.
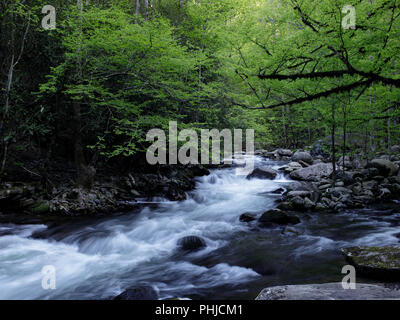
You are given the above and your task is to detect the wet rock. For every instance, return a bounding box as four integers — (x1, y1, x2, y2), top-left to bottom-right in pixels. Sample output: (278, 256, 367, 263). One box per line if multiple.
(378, 188, 392, 200)
(246, 166, 277, 180)
(328, 187, 352, 198)
(290, 163, 333, 182)
(114, 286, 158, 300)
(166, 186, 187, 201)
(366, 159, 399, 177)
(258, 209, 300, 227)
(255, 283, 400, 300)
(239, 212, 257, 222)
(315, 202, 329, 211)
(177, 236, 206, 251)
(292, 151, 313, 164)
(287, 191, 311, 198)
(303, 197, 315, 210)
(342, 246, 400, 280)
(281, 162, 302, 174)
(270, 188, 285, 194)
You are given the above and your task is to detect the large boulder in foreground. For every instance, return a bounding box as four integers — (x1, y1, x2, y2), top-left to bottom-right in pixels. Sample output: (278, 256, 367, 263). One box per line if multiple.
(255, 283, 400, 300)
(258, 209, 300, 227)
(366, 159, 399, 177)
(114, 286, 158, 300)
(290, 163, 333, 182)
(292, 151, 313, 164)
(342, 246, 400, 280)
(246, 166, 277, 180)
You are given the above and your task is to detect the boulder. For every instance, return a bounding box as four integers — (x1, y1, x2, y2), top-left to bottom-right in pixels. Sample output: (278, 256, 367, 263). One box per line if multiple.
(177, 236, 207, 251)
(292, 150, 313, 164)
(287, 191, 311, 198)
(239, 212, 257, 222)
(255, 283, 400, 300)
(258, 209, 300, 227)
(276, 149, 293, 157)
(246, 166, 277, 180)
(290, 163, 333, 182)
(390, 145, 400, 154)
(342, 246, 400, 280)
(114, 286, 158, 300)
(281, 162, 302, 174)
(366, 159, 399, 177)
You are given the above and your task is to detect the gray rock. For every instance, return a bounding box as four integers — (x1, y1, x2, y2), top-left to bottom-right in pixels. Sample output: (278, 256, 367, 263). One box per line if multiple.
(239, 212, 257, 222)
(287, 191, 311, 198)
(390, 145, 400, 153)
(276, 149, 293, 157)
(367, 159, 399, 177)
(292, 150, 313, 164)
(290, 163, 333, 182)
(255, 283, 400, 300)
(303, 197, 315, 210)
(246, 166, 277, 180)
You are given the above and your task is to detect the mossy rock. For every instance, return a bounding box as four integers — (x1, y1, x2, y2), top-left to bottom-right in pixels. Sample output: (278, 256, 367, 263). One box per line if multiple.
(342, 246, 400, 280)
(28, 201, 50, 214)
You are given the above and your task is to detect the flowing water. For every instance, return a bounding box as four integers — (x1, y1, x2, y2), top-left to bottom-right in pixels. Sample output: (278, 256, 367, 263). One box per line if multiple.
(1, 156, 400, 300)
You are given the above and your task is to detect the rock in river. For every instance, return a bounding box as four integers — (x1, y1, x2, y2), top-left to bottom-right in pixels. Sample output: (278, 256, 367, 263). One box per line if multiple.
(255, 283, 400, 300)
(177, 236, 207, 251)
(246, 166, 277, 180)
(239, 212, 257, 222)
(342, 246, 400, 280)
(258, 209, 300, 227)
(114, 286, 158, 300)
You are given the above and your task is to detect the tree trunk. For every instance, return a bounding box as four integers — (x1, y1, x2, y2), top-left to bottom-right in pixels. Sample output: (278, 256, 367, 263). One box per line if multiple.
(74, 0, 95, 189)
(136, 0, 140, 19)
(144, 0, 149, 19)
(331, 99, 336, 184)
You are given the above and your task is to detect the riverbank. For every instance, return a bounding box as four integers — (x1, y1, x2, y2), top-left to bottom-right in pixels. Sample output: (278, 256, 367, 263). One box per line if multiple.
(0, 163, 210, 218)
(2, 145, 400, 220)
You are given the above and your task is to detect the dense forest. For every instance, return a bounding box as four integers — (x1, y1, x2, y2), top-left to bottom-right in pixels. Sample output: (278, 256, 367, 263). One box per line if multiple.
(2, 0, 400, 189)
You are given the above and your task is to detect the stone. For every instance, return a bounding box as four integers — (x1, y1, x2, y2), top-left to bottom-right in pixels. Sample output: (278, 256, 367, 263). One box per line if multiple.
(239, 212, 257, 222)
(287, 191, 311, 198)
(114, 286, 158, 300)
(290, 163, 333, 182)
(258, 209, 300, 227)
(366, 159, 399, 177)
(276, 149, 293, 157)
(246, 166, 277, 180)
(303, 197, 315, 210)
(342, 246, 400, 280)
(292, 150, 313, 164)
(177, 236, 207, 251)
(255, 283, 400, 300)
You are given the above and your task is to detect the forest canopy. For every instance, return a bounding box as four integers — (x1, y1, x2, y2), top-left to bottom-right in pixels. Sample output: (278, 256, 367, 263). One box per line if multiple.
(1, 0, 400, 185)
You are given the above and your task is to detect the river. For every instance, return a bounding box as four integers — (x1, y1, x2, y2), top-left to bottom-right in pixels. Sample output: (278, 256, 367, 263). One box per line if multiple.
(0, 156, 399, 299)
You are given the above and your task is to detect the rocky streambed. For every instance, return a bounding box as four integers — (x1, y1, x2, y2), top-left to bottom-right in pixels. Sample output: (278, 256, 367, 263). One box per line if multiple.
(1, 152, 400, 299)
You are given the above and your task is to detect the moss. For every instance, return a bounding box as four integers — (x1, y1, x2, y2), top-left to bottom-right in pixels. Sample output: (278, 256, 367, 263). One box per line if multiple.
(343, 246, 400, 269)
(28, 201, 50, 214)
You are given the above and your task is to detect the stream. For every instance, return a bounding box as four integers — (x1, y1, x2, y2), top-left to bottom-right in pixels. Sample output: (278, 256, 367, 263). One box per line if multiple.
(1, 156, 400, 300)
